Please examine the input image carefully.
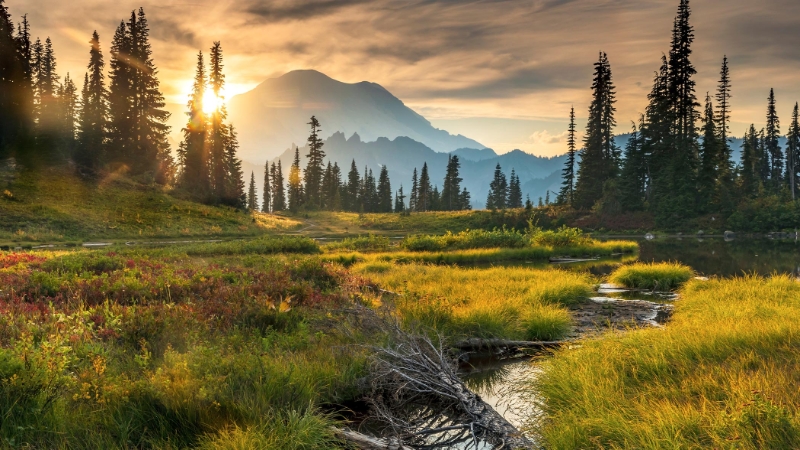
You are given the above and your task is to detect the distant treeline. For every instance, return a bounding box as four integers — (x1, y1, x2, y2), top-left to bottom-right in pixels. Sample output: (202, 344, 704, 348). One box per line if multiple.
(557, 0, 800, 228)
(256, 116, 472, 214)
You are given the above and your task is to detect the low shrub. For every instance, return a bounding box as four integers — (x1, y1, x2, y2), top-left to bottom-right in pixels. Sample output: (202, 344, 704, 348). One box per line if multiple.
(609, 261, 694, 290)
(324, 234, 392, 252)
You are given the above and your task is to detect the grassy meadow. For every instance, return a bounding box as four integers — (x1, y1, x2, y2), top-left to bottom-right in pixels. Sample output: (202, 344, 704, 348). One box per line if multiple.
(608, 261, 695, 291)
(535, 275, 800, 449)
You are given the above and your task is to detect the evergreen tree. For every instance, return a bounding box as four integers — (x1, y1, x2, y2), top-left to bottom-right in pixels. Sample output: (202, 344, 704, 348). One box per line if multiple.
(303, 116, 325, 208)
(377, 165, 392, 212)
(430, 186, 441, 211)
(288, 146, 304, 211)
(460, 188, 472, 210)
(756, 128, 770, 188)
(262, 160, 271, 212)
(76, 31, 108, 172)
(177, 51, 209, 197)
(321, 161, 333, 209)
(739, 124, 759, 199)
(57, 73, 78, 158)
(247, 171, 257, 212)
(697, 94, 719, 211)
(441, 155, 464, 210)
(271, 161, 286, 211)
(486, 163, 508, 210)
(558, 107, 577, 206)
(618, 120, 647, 211)
(345, 160, 360, 212)
(222, 125, 245, 208)
(525, 195, 533, 211)
(395, 186, 406, 212)
(714, 56, 734, 188)
(360, 167, 377, 212)
(15, 14, 34, 145)
(108, 9, 172, 180)
(409, 168, 418, 212)
(1, 3, 27, 157)
(330, 162, 342, 211)
(507, 169, 523, 208)
(208, 42, 228, 201)
(417, 163, 432, 212)
(35, 37, 60, 158)
(573, 52, 617, 210)
(787, 103, 800, 201)
(765, 88, 782, 191)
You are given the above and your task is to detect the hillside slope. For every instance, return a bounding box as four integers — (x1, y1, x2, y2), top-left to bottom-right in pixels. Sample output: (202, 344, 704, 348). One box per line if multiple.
(0, 165, 299, 244)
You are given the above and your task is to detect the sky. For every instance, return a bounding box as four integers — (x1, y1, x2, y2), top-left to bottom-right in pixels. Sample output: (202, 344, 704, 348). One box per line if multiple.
(11, 0, 800, 157)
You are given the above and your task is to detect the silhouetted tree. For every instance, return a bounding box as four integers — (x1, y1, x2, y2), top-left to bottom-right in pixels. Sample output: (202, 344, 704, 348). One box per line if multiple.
(765, 88, 782, 191)
(618, 120, 646, 211)
(409, 167, 418, 212)
(395, 185, 406, 212)
(304, 116, 325, 208)
(247, 171, 257, 211)
(208, 42, 228, 201)
(441, 154, 464, 210)
(271, 161, 286, 212)
(177, 51, 209, 197)
(486, 163, 507, 210)
(76, 31, 108, 172)
(288, 146, 304, 211)
(739, 125, 759, 199)
(558, 107, 577, 206)
(787, 103, 800, 201)
(697, 94, 719, 212)
(377, 165, 392, 212)
(222, 125, 245, 208)
(507, 169, 522, 208)
(417, 163, 432, 212)
(262, 160, 271, 212)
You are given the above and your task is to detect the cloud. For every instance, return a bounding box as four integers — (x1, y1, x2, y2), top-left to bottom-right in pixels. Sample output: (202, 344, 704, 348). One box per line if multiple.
(528, 130, 568, 145)
(244, 0, 373, 22)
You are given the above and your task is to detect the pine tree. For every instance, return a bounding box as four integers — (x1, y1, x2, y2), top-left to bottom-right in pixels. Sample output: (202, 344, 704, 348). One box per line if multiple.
(409, 168, 418, 212)
(35, 37, 60, 158)
(345, 160, 360, 212)
(507, 169, 523, 208)
(177, 51, 209, 197)
(417, 163, 432, 212)
(76, 31, 108, 172)
(395, 186, 406, 212)
(430, 186, 441, 211)
(786, 103, 800, 201)
(247, 171, 257, 212)
(222, 125, 245, 208)
(377, 165, 392, 212)
(618, 120, 647, 211)
(1, 3, 28, 157)
(441, 155, 464, 210)
(15, 14, 35, 144)
(271, 161, 286, 212)
(262, 160, 271, 212)
(208, 42, 228, 201)
(304, 116, 325, 208)
(460, 188, 472, 210)
(107, 22, 132, 165)
(330, 162, 342, 211)
(714, 56, 734, 184)
(486, 163, 508, 210)
(574, 52, 617, 210)
(288, 146, 304, 211)
(558, 107, 577, 206)
(57, 73, 78, 158)
(697, 93, 719, 212)
(765, 88, 782, 191)
(739, 125, 759, 198)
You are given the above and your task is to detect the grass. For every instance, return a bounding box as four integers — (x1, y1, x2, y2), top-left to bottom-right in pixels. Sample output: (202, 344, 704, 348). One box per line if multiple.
(0, 246, 370, 448)
(535, 275, 800, 449)
(353, 262, 593, 341)
(609, 261, 694, 290)
(0, 167, 301, 243)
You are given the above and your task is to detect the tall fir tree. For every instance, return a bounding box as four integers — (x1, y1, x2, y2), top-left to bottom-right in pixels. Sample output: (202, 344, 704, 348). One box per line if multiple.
(57, 73, 78, 158)
(417, 163, 432, 212)
(345, 160, 360, 212)
(222, 125, 245, 208)
(558, 107, 577, 206)
(739, 124, 759, 199)
(441, 155, 464, 210)
(697, 93, 719, 212)
(377, 165, 392, 212)
(76, 31, 108, 172)
(208, 42, 229, 201)
(394, 186, 406, 212)
(247, 171, 257, 212)
(304, 116, 325, 208)
(288, 146, 304, 211)
(107, 21, 132, 165)
(177, 51, 209, 197)
(573, 52, 617, 210)
(35, 37, 60, 158)
(271, 161, 286, 212)
(460, 188, 472, 210)
(409, 168, 418, 212)
(786, 103, 800, 201)
(765, 88, 782, 191)
(486, 163, 508, 210)
(262, 160, 271, 212)
(618, 120, 647, 211)
(507, 169, 523, 208)
(15, 14, 35, 146)
(1, 3, 27, 157)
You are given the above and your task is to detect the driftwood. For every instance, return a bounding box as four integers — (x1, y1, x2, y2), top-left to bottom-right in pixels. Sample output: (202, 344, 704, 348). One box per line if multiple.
(367, 325, 536, 449)
(453, 338, 564, 351)
(332, 427, 415, 450)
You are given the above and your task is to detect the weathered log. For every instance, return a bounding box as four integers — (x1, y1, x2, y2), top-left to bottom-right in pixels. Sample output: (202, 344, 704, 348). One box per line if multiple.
(332, 427, 414, 450)
(453, 338, 564, 351)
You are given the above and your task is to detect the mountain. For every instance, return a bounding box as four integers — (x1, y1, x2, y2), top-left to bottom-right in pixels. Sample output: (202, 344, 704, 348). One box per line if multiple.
(227, 70, 485, 162)
(451, 147, 498, 162)
(255, 133, 567, 209)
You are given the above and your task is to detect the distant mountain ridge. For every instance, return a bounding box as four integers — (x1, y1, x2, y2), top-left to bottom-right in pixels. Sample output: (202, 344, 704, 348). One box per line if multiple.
(227, 70, 486, 162)
(246, 133, 567, 209)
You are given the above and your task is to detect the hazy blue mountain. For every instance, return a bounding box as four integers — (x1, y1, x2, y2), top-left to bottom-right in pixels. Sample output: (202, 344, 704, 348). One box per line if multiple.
(227, 70, 485, 162)
(254, 132, 567, 209)
(451, 147, 498, 162)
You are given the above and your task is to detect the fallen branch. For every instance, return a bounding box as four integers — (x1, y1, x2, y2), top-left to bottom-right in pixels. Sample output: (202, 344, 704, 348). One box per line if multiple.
(332, 427, 414, 450)
(453, 338, 565, 351)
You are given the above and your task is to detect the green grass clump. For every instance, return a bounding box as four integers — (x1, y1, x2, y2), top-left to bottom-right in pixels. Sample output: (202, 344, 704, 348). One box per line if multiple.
(323, 234, 392, 252)
(354, 262, 593, 341)
(182, 236, 321, 256)
(609, 261, 694, 290)
(401, 228, 528, 251)
(536, 275, 800, 449)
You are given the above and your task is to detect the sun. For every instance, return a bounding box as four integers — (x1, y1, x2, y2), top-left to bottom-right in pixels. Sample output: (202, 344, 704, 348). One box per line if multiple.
(202, 90, 223, 114)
